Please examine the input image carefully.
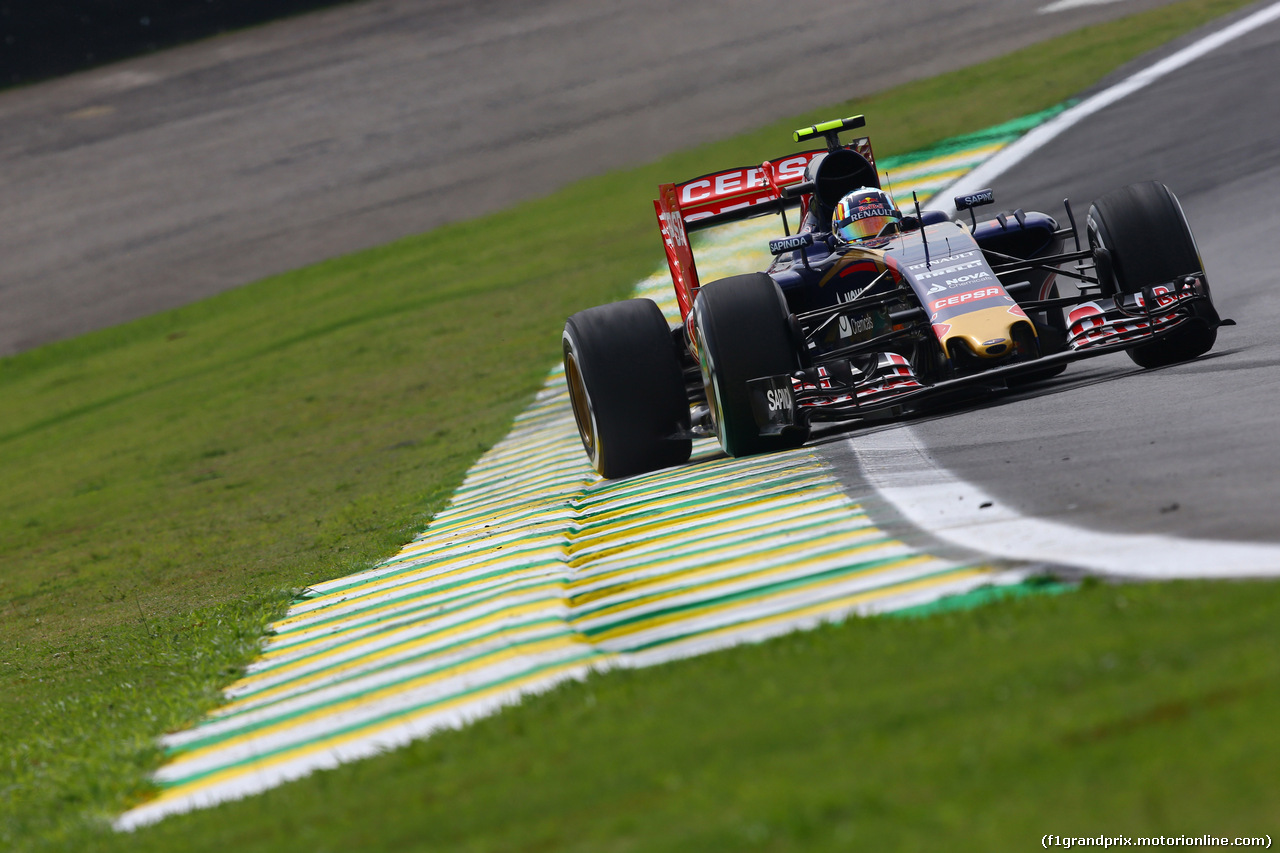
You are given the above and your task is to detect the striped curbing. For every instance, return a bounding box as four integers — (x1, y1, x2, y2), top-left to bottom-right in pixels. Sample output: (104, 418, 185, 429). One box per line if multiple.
(115, 111, 1064, 830)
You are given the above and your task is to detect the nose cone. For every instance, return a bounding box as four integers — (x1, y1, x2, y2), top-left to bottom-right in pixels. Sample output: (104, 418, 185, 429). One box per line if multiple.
(939, 306, 1027, 359)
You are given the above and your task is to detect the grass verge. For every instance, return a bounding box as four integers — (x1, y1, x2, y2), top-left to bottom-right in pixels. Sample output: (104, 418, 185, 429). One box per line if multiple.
(0, 0, 1262, 847)
(87, 578, 1280, 851)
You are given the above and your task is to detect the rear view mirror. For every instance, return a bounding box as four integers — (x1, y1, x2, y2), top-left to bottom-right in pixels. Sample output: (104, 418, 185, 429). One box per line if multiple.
(768, 233, 814, 256)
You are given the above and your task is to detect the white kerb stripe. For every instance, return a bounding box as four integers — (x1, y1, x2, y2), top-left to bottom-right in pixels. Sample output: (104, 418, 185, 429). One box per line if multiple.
(852, 427, 1280, 579)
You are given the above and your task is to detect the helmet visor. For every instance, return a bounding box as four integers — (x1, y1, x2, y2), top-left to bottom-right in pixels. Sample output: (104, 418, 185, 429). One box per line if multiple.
(833, 194, 900, 242)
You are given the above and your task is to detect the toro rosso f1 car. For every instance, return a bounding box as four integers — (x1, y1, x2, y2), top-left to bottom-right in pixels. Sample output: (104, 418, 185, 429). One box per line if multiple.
(563, 115, 1231, 478)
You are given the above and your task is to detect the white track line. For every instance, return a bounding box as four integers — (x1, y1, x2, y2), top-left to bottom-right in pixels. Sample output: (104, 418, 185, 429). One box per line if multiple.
(852, 428, 1280, 579)
(933, 0, 1280, 211)
(1039, 0, 1129, 14)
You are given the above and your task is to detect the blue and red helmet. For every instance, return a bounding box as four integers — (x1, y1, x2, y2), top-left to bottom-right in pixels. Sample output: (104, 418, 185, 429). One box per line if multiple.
(832, 188, 901, 243)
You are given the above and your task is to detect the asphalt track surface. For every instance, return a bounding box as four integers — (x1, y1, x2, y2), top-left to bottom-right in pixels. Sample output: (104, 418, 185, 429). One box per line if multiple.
(0, 0, 1187, 356)
(819, 5, 1280, 549)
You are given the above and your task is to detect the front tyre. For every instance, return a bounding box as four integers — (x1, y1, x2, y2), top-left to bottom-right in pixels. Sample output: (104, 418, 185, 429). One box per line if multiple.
(1087, 181, 1218, 368)
(563, 299, 692, 479)
(694, 273, 809, 458)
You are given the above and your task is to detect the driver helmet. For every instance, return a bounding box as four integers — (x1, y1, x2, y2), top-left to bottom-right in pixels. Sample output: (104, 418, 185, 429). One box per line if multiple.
(832, 188, 901, 243)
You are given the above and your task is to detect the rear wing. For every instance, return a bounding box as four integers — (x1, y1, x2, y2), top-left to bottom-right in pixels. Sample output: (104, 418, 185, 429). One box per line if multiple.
(654, 137, 877, 321)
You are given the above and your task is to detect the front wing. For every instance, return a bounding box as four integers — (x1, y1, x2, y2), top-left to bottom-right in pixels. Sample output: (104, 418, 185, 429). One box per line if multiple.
(748, 274, 1221, 433)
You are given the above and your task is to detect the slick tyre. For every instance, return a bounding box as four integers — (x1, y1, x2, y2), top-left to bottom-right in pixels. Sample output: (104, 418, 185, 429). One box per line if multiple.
(694, 273, 809, 458)
(563, 299, 691, 479)
(1087, 181, 1217, 368)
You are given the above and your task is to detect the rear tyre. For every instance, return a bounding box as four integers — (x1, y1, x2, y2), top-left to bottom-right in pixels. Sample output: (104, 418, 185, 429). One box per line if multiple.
(693, 273, 810, 457)
(563, 299, 692, 479)
(1087, 181, 1217, 368)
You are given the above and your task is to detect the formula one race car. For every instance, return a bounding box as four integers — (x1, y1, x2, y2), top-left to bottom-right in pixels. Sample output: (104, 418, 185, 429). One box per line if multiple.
(563, 115, 1231, 478)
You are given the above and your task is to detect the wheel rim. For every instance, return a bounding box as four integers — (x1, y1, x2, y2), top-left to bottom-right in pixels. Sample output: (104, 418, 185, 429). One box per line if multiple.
(563, 347, 599, 464)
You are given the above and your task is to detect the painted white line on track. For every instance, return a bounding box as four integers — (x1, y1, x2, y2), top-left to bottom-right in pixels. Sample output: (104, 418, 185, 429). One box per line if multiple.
(852, 427, 1280, 578)
(932, 0, 1280, 211)
(1039, 0, 1128, 14)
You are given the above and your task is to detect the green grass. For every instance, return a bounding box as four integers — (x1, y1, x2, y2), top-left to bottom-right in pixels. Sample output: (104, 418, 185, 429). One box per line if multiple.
(0, 0, 1263, 848)
(80, 580, 1280, 851)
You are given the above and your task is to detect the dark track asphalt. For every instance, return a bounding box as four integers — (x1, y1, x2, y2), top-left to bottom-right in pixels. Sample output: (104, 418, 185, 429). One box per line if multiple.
(819, 5, 1280, 547)
(0, 0, 1183, 355)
